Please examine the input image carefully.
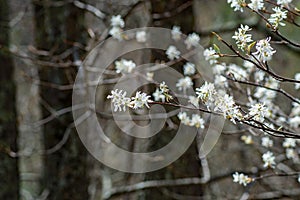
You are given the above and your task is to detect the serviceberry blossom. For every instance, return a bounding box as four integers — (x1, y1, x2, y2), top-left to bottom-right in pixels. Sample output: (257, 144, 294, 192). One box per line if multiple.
(171, 26, 182, 41)
(243, 60, 255, 72)
(241, 135, 253, 144)
(283, 138, 297, 148)
(166, 45, 181, 60)
(232, 172, 252, 186)
(214, 94, 243, 123)
(262, 151, 276, 168)
(291, 102, 300, 116)
(232, 24, 253, 51)
(183, 62, 196, 75)
(261, 136, 274, 147)
(203, 47, 219, 65)
(109, 26, 123, 41)
(227, 64, 248, 80)
(107, 89, 131, 112)
(286, 148, 297, 160)
(290, 116, 300, 128)
(130, 91, 152, 109)
(227, 0, 245, 12)
(248, 103, 268, 122)
(294, 73, 300, 90)
(268, 7, 288, 29)
(196, 82, 216, 104)
(188, 96, 199, 108)
(184, 33, 200, 49)
(277, 0, 292, 6)
(212, 63, 226, 75)
(152, 88, 165, 102)
(253, 37, 276, 62)
(153, 82, 173, 102)
(248, 0, 264, 11)
(177, 112, 205, 129)
(115, 59, 136, 73)
(136, 31, 147, 43)
(214, 75, 228, 88)
(190, 114, 205, 129)
(178, 112, 190, 125)
(110, 15, 125, 28)
(176, 76, 193, 92)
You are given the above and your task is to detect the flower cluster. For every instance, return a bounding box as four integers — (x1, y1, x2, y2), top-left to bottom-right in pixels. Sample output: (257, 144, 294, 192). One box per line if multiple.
(248, 103, 269, 122)
(107, 89, 152, 111)
(109, 15, 125, 41)
(184, 33, 200, 49)
(136, 31, 147, 43)
(253, 37, 276, 62)
(152, 82, 173, 102)
(232, 172, 252, 186)
(203, 47, 219, 65)
(178, 112, 205, 129)
(227, 0, 246, 12)
(166, 45, 181, 60)
(277, 0, 293, 6)
(176, 77, 193, 92)
(262, 151, 276, 168)
(295, 73, 300, 90)
(232, 24, 253, 51)
(268, 7, 288, 29)
(183, 62, 196, 76)
(115, 59, 136, 73)
(248, 0, 264, 11)
(261, 136, 274, 148)
(171, 26, 182, 41)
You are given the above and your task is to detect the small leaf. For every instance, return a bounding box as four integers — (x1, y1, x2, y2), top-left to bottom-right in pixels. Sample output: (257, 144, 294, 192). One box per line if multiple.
(295, 7, 300, 13)
(213, 44, 220, 54)
(247, 41, 256, 54)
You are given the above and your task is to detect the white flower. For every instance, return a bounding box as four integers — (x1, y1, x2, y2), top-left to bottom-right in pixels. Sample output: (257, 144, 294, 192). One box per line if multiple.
(268, 7, 288, 29)
(183, 62, 196, 75)
(214, 75, 228, 87)
(212, 63, 226, 75)
(152, 88, 165, 102)
(107, 89, 131, 112)
(290, 116, 300, 128)
(109, 27, 123, 41)
(188, 96, 199, 108)
(253, 37, 276, 62)
(160, 81, 169, 93)
(243, 60, 255, 72)
(190, 114, 205, 129)
(203, 47, 219, 65)
(286, 148, 297, 159)
(232, 24, 253, 51)
(294, 73, 300, 90)
(171, 26, 182, 41)
(196, 82, 216, 104)
(228, 0, 245, 12)
(261, 137, 273, 147)
(254, 70, 265, 82)
(178, 112, 190, 125)
(176, 77, 193, 92)
(248, 103, 268, 122)
(110, 15, 125, 28)
(214, 94, 243, 123)
(227, 64, 248, 80)
(277, 0, 292, 6)
(146, 72, 154, 81)
(184, 33, 200, 49)
(136, 31, 147, 43)
(262, 151, 276, 168)
(115, 59, 136, 73)
(291, 102, 300, 116)
(166, 45, 181, 60)
(248, 0, 264, 11)
(130, 91, 152, 109)
(232, 172, 252, 186)
(283, 138, 297, 148)
(241, 135, 253, 144)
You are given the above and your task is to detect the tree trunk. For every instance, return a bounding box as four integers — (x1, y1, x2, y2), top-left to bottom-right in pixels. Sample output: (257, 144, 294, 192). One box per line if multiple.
(0, 0, 19, 199)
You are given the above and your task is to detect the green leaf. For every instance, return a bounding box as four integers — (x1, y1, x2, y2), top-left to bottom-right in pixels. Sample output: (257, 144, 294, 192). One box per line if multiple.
(213, 44, 220, 54)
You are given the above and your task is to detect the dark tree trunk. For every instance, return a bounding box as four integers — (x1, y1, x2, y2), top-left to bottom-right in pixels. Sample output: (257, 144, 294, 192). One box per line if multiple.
(33, 2, 88, 199)
(0, 1, 19, 199)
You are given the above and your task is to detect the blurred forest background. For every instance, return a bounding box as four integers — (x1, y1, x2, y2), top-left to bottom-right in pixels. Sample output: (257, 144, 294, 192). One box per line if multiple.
(1, 0, 300, 199)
